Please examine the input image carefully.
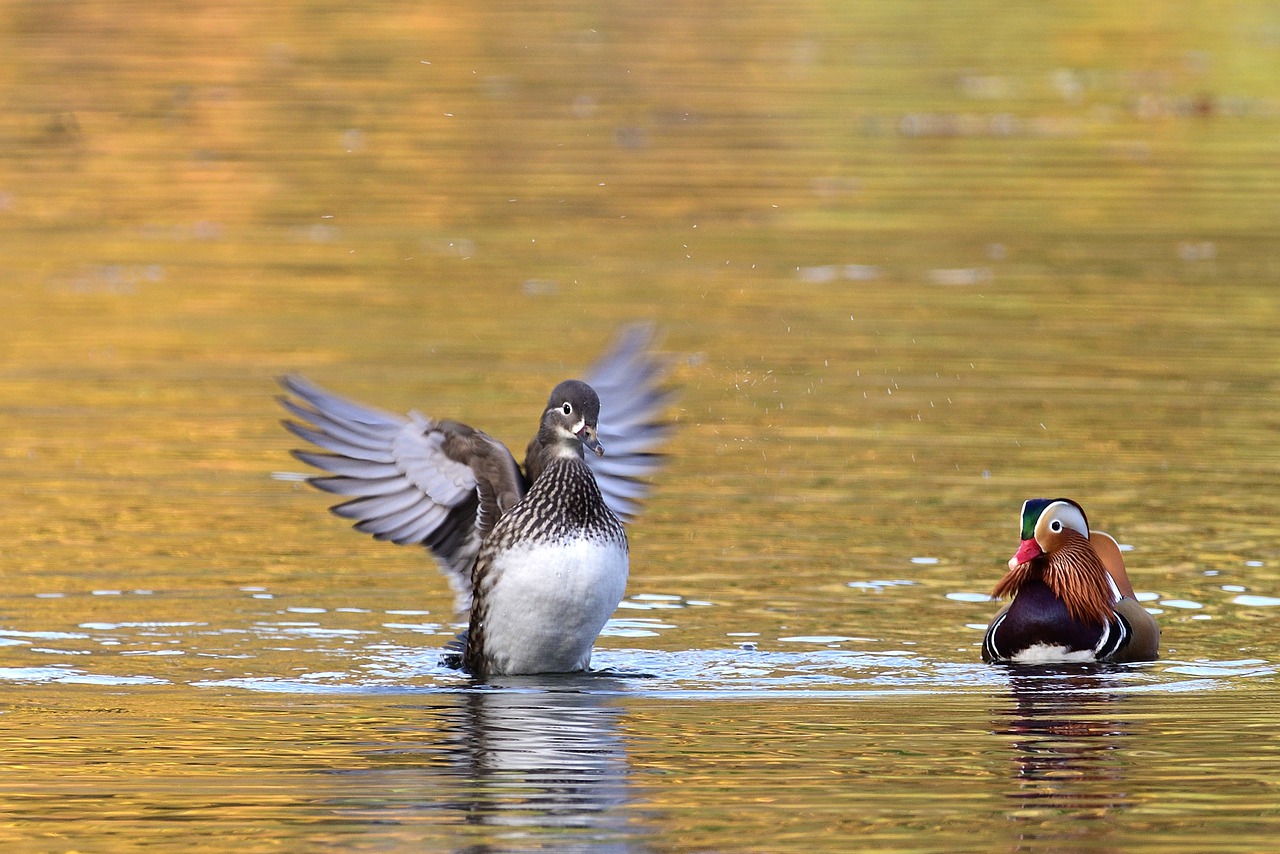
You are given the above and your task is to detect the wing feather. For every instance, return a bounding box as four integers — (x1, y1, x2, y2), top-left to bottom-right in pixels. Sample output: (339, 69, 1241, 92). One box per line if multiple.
(290, 452, 401, 480)
(278, 375, 525, 614)
(283, 422, 397, 463)
(277, 324, 673, 613)
(583, 324, 676, 522)
(333, 487, 428, 521)
(308, 475, 411, 498)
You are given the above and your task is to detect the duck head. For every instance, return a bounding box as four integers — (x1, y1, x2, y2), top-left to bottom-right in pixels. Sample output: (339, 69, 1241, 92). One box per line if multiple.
(993, 498, 1118, 626)
(540, 379, 604, 458)
(1008, 497, 1090, 570)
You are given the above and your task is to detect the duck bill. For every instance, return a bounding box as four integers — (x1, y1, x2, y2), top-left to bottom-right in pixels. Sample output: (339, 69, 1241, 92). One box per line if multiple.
(1009, 537, 1042, 570)
(578, 425, 605, 456)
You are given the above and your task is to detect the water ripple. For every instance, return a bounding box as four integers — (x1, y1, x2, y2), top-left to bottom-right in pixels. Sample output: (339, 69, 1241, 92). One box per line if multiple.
(0, 666, 167, 685)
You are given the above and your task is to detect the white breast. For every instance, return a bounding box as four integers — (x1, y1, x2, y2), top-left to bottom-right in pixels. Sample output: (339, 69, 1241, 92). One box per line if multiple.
(1009, 643, 1099, 664)
(479, 536, 629, 675)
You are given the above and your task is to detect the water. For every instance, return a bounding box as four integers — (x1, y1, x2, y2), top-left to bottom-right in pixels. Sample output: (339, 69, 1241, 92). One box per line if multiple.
(3, 0, 1280, 849)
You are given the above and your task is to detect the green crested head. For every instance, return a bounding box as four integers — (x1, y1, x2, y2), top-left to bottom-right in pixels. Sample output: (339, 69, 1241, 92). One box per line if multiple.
(1019, 497, 1087, 540)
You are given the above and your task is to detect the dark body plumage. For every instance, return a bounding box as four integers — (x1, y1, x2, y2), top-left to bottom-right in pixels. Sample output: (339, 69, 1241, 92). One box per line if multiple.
(279, 326, 671, 677)
(983, 580, 1135, 663)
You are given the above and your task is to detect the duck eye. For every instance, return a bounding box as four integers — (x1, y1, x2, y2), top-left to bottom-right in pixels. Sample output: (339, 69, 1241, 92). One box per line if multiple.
(1050, 520, 1062, 532)
(561, 402, 573, 416)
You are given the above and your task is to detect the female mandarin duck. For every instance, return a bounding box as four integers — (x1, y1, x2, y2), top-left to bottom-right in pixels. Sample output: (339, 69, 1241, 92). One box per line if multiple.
(278, 326, 672, 678)
(983, 498, 1160, 664)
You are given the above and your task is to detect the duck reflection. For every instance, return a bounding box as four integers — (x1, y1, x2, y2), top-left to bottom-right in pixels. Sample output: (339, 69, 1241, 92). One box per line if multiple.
(996, 666, 1137, 833)
(447, 676, 634, 832)
(352, 674, 643, 848)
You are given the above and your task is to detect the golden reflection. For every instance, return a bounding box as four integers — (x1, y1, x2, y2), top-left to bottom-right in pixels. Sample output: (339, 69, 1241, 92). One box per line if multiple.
(357, 679, 644, 845)
(996, 667, 1140, 847)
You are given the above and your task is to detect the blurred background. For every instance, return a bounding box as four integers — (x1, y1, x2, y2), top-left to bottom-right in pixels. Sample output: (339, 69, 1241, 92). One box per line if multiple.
(1, 2, 1278, 848)
(4, 0, 1276, 625)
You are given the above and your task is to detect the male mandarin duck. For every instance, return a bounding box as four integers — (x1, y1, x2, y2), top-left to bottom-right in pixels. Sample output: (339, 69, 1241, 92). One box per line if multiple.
(983, 498, 1160, 664)
(279, 326, 672, 677)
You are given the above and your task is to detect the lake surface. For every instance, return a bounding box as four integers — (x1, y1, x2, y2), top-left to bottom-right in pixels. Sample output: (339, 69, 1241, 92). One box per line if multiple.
(2, 1, 1279, 850)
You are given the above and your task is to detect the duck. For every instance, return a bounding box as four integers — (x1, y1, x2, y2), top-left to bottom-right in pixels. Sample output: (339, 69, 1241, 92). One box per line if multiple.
(983, 498, 1159, 664)
(278, 326, 672, 677)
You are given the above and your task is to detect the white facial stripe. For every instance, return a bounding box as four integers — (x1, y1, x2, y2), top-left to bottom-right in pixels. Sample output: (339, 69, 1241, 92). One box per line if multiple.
(571, 418, 584, 433)
(1043, 500, 1089, 540)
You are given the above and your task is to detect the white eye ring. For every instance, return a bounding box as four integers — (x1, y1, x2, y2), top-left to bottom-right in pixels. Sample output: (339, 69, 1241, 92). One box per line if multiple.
(562, 402, 573, 416)
(1050, 519, 1062, 532)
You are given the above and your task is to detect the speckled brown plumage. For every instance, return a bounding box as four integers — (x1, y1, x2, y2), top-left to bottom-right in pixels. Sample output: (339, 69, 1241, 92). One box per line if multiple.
(462, 455, 627, 676)
(278, 325, 672, 676)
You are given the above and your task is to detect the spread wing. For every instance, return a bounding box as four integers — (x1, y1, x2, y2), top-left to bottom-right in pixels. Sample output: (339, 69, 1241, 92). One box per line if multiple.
(583, 324, 676, 522)
(278, 375, 524, 614)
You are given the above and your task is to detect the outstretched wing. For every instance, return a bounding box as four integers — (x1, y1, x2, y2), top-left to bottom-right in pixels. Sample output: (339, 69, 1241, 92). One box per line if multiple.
(278, 375, 524, 614)
(583, 324, 676, 522)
